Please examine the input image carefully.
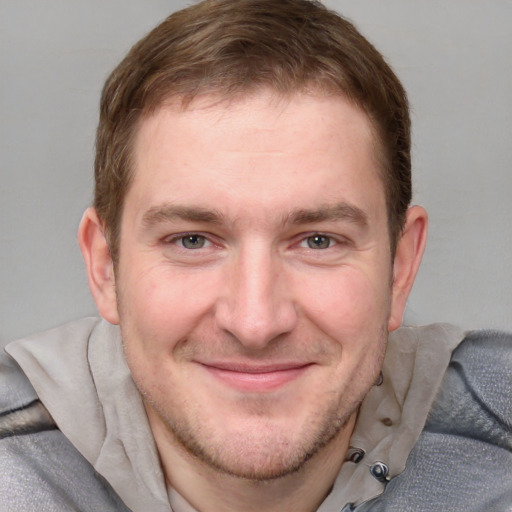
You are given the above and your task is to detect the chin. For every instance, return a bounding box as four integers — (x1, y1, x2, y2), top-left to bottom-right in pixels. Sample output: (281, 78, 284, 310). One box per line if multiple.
(164, 405, 353, 482)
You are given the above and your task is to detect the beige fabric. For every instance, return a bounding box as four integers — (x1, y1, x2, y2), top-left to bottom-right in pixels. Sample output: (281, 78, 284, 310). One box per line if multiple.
(6, 318, 465, 512)
(318, 323, 465, 511)
(6, 318, 171, 512)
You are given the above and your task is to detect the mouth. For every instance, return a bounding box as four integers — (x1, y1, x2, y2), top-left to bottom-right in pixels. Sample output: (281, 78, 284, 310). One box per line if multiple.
(198, 362, 313, 393)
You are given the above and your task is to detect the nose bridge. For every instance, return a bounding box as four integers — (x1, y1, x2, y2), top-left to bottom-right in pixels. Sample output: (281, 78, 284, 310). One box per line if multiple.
(216, 239, 297, 349)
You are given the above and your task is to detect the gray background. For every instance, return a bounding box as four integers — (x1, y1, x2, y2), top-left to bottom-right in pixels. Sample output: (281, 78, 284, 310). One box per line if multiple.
(1, 0, 511, 347)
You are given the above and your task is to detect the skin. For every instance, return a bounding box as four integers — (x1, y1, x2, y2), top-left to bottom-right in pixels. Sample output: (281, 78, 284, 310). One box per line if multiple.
(79, 90, 427, 512)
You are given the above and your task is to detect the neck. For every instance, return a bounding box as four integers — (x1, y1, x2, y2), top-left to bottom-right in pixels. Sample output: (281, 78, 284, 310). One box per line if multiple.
(147, 407, 356, 512)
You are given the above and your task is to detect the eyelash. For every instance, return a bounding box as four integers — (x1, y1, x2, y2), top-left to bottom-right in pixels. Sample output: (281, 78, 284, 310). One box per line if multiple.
(163, 232, 347, 251)
(299, 233, 340, 250)
(164, 233, 213, 250)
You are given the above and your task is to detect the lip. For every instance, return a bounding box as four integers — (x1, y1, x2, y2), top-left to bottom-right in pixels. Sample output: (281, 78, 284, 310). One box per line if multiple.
(199, 362, 313, 393)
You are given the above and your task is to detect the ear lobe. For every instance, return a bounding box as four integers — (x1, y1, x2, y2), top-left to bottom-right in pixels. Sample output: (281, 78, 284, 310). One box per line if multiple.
(388, 206, 428, 332)
(78, 207, 120, 325)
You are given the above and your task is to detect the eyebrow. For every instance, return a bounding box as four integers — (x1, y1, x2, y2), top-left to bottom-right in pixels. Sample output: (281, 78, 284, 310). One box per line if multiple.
(288, 203, 369, 228)
(140, 201, 368, 229)
(141, 204, 224, 228)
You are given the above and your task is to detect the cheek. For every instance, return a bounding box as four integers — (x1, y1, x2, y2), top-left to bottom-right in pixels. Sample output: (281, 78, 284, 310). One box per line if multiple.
(297, 265, 392, 342)
(118, 265, 219, 351)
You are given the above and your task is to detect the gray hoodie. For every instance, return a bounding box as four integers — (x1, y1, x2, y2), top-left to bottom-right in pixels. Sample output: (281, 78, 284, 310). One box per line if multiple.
(1, 318, 511, 511)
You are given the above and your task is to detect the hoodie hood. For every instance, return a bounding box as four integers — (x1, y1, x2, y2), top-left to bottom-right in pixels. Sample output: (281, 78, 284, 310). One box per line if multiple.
(6, 317, 171, 512)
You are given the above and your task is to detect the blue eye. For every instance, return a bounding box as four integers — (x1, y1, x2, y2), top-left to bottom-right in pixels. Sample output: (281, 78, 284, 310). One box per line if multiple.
(306, 234, 331, 249)
(180, 234, 207, 249)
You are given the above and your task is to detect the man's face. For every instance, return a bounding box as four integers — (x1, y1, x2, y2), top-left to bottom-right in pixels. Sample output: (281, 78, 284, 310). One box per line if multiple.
(114, 91, 397, 479)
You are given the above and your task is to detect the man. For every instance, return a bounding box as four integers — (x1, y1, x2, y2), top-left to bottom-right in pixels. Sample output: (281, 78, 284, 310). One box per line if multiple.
(1, 0, 511, 510)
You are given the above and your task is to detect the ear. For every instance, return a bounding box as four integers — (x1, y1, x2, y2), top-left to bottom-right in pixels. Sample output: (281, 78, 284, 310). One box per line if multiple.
(388, 206, 428, 332)
(78, 208, 120, 324)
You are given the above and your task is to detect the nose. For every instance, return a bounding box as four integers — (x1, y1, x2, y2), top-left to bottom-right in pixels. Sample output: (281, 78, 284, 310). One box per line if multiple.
(214, 243, 298, 350)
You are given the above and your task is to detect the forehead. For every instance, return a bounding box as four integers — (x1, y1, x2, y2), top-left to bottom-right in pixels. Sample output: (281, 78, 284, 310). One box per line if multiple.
(127, 91, 386, 226)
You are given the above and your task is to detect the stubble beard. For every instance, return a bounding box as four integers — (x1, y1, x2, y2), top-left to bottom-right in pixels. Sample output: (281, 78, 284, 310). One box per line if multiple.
(140, 348, 385, 483)
(152, 396, 356, 481)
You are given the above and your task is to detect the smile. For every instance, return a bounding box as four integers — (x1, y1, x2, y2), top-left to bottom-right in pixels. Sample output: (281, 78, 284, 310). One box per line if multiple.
(199, 362, 313, 393)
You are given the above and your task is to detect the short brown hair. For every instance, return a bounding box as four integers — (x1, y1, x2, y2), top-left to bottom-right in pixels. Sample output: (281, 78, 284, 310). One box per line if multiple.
(94, 0, 411, 262)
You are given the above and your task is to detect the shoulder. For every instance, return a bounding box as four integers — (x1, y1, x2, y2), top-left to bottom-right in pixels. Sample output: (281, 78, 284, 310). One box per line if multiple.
(452, 328, 512, 369)
(451, 329, 512, 387)
(0, 340, 131, 512)
(1, 317, 107, 438)
(0, 428, 132, 511)
(0, 350, 55, 438)
(429, 329, 512, 441)
(354, 329, 512, 511)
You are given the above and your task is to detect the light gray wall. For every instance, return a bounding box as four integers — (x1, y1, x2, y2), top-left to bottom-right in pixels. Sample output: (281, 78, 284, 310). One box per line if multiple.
(1, 0, 511, 346)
